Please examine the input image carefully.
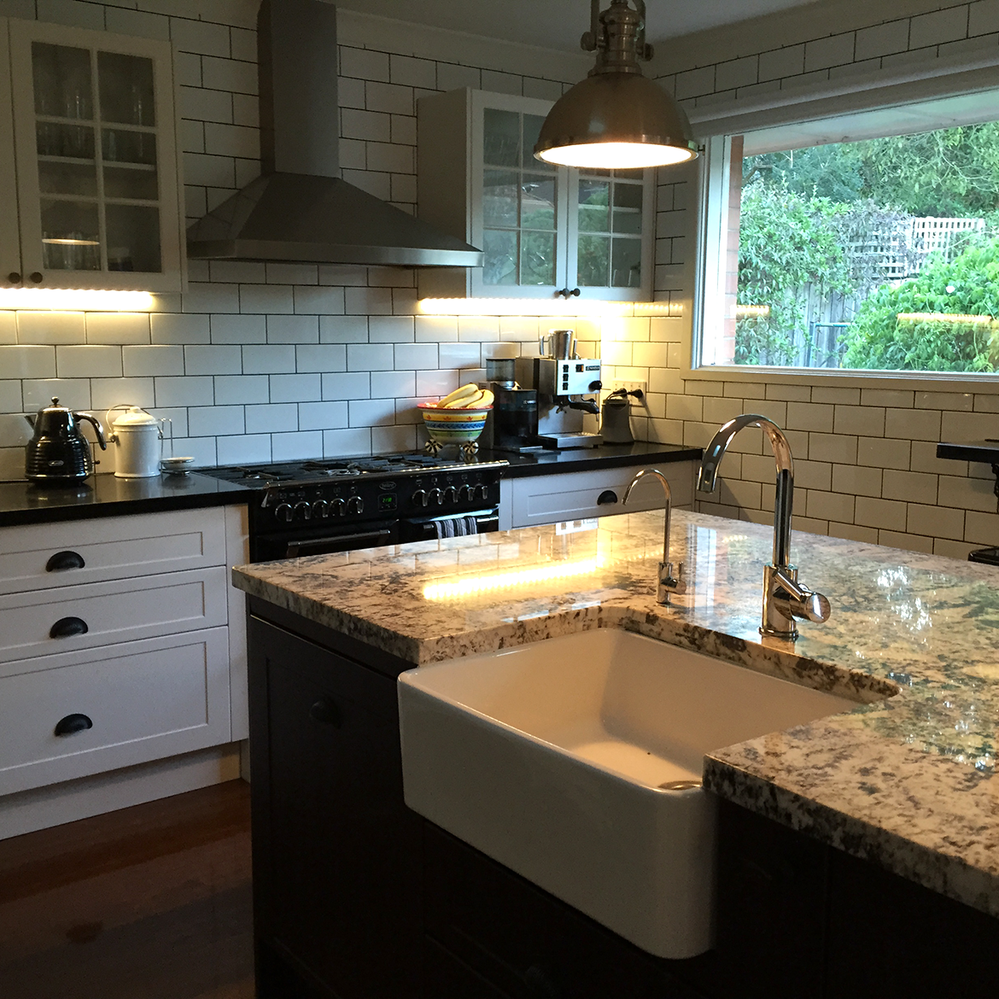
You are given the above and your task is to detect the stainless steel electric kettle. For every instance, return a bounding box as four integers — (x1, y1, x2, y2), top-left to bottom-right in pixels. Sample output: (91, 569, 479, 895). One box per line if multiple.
(24, 397, 107, 484)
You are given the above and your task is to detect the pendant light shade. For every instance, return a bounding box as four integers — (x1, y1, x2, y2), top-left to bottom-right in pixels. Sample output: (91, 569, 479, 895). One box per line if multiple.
(534, 0, 698, 170)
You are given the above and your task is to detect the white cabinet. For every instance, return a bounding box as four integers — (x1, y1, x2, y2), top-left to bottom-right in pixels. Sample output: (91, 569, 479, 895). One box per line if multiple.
(0, 17, 184, 292)
(0, 506, 245, 799)
(418, 89, 655, 302)
(499, 462, 695, 531)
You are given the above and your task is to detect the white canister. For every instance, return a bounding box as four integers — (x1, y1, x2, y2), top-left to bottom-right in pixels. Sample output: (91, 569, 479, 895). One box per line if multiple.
(107, 406, 164, 478)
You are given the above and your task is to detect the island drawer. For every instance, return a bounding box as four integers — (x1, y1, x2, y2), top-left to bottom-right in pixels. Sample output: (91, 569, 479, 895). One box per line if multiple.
(0, 566, 228, 666)
(0, 507, 228, 596)
(0, 627, 231, 796)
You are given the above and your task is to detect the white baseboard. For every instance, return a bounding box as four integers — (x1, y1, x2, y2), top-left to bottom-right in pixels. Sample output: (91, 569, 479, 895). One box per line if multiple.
(0, 742, 245, 840)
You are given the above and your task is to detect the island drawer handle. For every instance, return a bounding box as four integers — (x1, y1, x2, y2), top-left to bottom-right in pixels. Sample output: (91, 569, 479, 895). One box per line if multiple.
(50, 616, 89, 639)
(596, 489, 618, 505)
(54, 713, 93, 737)
(46, 550, 86, 572)
(310, 699, 342, 728)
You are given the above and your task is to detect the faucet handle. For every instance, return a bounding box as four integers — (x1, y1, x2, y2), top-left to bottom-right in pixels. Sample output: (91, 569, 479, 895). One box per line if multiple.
(657, 561, 686, 604)
(788, 588, 830, 624)
(766, 565, 831, 635)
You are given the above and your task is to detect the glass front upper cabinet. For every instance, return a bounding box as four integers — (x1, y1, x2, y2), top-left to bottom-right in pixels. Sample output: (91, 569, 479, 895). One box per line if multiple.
(5, 18, 183, 292)
(417, 89, 655, 301)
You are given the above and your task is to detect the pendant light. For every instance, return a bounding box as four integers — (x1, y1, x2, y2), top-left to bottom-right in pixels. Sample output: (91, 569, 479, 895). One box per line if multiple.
(534, 0, 698, 170)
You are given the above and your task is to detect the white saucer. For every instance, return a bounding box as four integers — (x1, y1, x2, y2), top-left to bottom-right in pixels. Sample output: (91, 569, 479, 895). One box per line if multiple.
(161, 456, 195, 475)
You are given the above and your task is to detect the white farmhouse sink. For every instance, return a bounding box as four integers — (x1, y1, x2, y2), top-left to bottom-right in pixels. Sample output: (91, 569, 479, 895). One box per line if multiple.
(398, 629, 858, 959)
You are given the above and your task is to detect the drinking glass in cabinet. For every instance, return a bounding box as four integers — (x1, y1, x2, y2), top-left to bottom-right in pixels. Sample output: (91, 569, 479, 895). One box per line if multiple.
(98, 52, 155, 126)
(41, 204, 101, 271)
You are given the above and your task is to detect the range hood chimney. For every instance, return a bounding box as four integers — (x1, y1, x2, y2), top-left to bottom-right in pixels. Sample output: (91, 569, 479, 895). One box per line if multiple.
(186, 0, 483, 268)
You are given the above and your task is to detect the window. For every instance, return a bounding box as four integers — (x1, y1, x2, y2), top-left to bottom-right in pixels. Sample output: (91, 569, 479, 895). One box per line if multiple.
(697, 89, 999, 376)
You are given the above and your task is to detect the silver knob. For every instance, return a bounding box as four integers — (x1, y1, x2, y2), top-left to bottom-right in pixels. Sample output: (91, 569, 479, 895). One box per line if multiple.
(412, 489, 428, 507)
(331, 498, 346, 517)
(444, 485, 458, 503)
(312, 500, 330, 519)
(428, 488, 443, 506)
(476, 483, 489, 501)
(347, 495, 364, 514)
(294, 501, 311, 521)
(275, 503, 293, 523)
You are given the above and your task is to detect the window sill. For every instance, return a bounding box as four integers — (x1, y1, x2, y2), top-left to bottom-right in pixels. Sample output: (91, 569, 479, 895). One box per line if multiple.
(683, 364, 999, 395)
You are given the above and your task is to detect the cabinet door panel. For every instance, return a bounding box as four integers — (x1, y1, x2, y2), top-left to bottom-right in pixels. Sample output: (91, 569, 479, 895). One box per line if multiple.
(8, 18, 182, 292)
(249, 617, 422, 999)
(0, 21, 21, 285)
(0, 566, 228, 665)
(0, 626, 230, 795)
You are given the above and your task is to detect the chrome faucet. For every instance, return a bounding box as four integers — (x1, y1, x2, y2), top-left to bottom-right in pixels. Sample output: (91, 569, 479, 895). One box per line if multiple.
(623, 468, 685, 605)
(696, 414, 830, 640)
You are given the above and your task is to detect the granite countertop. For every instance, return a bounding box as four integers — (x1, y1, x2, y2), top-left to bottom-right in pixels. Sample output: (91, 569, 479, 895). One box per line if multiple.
(232, 510, 999, 919)
(0, 471, 251, 526)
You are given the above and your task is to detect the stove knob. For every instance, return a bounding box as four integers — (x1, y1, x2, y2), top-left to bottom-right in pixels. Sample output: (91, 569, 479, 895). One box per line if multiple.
(313, 500, 330, 519)
(294, 501, 312, 521)
(275, 503, 294, 524)
(412, 489, 428, 507)
(331, 498, 346, 517)
(428, 488, 443, 506)
(444, 485, 458, 503)
(460, 484, 475, 501)
(347, 495, 364, 514)
(476, 483, 490, 502)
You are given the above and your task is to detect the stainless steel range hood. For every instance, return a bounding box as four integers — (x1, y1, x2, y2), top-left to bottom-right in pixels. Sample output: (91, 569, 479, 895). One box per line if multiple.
(186, 0, 483, 268)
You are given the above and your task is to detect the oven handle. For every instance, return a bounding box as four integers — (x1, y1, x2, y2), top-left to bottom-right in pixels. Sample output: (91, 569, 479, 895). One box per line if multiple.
(284, 528, 395, 558)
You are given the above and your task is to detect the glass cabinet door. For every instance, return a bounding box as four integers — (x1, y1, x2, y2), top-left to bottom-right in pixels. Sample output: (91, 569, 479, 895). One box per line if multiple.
(570, 167, 652, 299)
(0, 22, 22, 288)
(8, 20, 181, 291)
(472, 92, 567, 298)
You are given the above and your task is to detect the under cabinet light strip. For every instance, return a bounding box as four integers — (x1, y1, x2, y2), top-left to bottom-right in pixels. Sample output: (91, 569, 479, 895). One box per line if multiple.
(0, 288, 155, 311)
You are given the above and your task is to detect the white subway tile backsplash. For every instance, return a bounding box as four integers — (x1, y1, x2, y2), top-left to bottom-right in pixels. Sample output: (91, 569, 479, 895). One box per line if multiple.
(372, 423, 416, 454)
(16, 311, 86, 345)
(214, 374, 270, 405)
(267, 315, 320, 344)
(269, 374, 322, 403)
(294, 286, 345, 315)
(296, 344, 347, 373)
(189, 405, 244, 437)
(322, 371, 370, 401)
(216, 433, 272, 465)
(22, 379, 89, 411)
(92, 377, 154, 411)
(856, 436, 910, 470)
(348, 343, 394, 371)
(349, 398, 396, 427)
(395, 342, 438, 370)
(369, 316, 415, 343)
(323, 427, 372, 457)
(0, 312, 14, 344)
(56, 345, 122, 378)
(265, 263, 319, 285)
(345, 286, 393, 315)
(243, 403, 297, 435)
(184, 344, 242, 375)
(123, 345, 184, 377)
(0, 380, 22, 413)
(154, 375, 215, 407)
(370, 370, 415, 399)
(272, 430, 325, 461)
(240, 285, 294, 314)
(298, 401, 349, 431)
(85, 313, 151, 345)
(320, 316, 369, 343)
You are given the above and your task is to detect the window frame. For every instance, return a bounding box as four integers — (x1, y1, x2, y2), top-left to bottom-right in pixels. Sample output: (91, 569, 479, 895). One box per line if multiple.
(685, 67, 999, 395)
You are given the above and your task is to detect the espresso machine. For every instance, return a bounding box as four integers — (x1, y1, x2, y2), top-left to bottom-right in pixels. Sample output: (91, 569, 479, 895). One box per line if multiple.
(511, 329, 603, 450)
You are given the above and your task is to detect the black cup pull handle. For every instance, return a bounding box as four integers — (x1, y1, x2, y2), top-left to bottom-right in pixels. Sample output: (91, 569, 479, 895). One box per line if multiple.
(310, 699, 342, 728)
(46, 550, 86, 572)
(54, 713, 93, 737)
(597, 489, 619, 505)
(50, 616, 89, 639)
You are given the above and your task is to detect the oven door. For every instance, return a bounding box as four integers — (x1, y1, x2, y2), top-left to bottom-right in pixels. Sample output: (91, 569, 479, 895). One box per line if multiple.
(399, 508, 499, 544)
(251, 519, 400, 562)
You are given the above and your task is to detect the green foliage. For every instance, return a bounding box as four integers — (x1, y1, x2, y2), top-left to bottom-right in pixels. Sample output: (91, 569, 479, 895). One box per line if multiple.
(840, 236, 999, 371)
(735, 184, 851, 364)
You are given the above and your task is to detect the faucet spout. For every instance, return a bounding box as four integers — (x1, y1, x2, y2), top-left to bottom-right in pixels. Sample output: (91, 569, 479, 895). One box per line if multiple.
(624, 468, 685, 605)
(696, 414, 793, 568)
(697, 414, 830, 640)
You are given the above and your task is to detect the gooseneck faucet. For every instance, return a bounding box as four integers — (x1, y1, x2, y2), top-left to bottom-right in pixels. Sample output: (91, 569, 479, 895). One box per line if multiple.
(623, 468, 685, 605)
(697, 414, 830, 639)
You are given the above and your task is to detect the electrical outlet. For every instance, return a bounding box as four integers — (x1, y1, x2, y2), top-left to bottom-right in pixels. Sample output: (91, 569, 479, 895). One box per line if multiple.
(608, 380, 648, 398)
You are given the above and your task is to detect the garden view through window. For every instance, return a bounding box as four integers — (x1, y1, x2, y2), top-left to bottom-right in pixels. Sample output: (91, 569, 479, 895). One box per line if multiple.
(702, 114, 999, 374)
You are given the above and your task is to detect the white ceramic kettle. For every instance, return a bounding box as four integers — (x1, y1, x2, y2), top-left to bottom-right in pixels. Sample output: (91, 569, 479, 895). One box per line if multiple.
(106, 405, 166, 478)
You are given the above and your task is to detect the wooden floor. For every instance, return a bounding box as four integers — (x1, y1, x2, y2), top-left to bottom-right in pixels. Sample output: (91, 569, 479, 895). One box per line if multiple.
(0, 780, 254, 999)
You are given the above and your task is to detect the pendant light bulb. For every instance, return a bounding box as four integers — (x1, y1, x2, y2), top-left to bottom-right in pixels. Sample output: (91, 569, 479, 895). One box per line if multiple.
(534, 0, 698, 170)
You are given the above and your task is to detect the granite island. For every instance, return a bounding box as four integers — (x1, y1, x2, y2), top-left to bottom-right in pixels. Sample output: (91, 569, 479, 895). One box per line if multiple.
(234, 509, 999, 999)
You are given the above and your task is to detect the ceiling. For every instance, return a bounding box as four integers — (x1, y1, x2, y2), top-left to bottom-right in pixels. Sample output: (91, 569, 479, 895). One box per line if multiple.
(334, 0, 824, 53)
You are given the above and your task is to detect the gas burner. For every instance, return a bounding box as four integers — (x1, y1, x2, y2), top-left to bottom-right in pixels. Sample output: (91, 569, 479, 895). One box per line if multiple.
(300, 460, 364, 477)
(237, 466, 297, 482)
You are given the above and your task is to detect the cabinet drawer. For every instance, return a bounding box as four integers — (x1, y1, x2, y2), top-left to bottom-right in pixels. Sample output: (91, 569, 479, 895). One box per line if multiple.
(508, 463, 694, 529)
(0, 627, 231, 796)
(0, 567, 228, 666)
(0, 508, 228, 596)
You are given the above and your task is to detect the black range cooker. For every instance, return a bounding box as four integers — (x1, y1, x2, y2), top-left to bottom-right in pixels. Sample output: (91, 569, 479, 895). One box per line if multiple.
(198, 453, 508, 562)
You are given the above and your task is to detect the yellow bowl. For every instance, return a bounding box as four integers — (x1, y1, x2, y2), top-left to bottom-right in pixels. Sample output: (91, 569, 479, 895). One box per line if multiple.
(418, 402, 490, 443)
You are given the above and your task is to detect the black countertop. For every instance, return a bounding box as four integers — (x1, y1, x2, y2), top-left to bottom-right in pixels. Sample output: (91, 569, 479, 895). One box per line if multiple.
(478, 441, 702, 478)
(0, 442, 701, 527)
(936, 440, 999, 464)
(0, 471, 251, 527)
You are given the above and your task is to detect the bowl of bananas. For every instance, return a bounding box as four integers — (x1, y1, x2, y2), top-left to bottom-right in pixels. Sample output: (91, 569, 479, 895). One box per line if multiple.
(419, 384, 494, 455)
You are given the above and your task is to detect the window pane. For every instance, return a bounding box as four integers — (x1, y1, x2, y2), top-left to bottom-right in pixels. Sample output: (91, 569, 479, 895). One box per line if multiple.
(520, 174, 555, 230)
(577, 234, 609, 286)
(700, 116, 999, 373)
(483, 170, 519, 227)
(611, 238, 642, 288)
(483, 229, 517, 285)
(483, 109, 520, 167)
(521, 231, 555, 286)
(32, 43, 93, 119)
(98, 52, 156, 127)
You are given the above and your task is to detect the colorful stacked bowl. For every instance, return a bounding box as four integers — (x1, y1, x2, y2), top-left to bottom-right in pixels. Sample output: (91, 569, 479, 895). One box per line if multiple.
(418, 401, 491, 447)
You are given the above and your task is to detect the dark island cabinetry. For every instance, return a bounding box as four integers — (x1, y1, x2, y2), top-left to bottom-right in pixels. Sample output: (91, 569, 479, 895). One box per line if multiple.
(246, 598, 999, 999)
